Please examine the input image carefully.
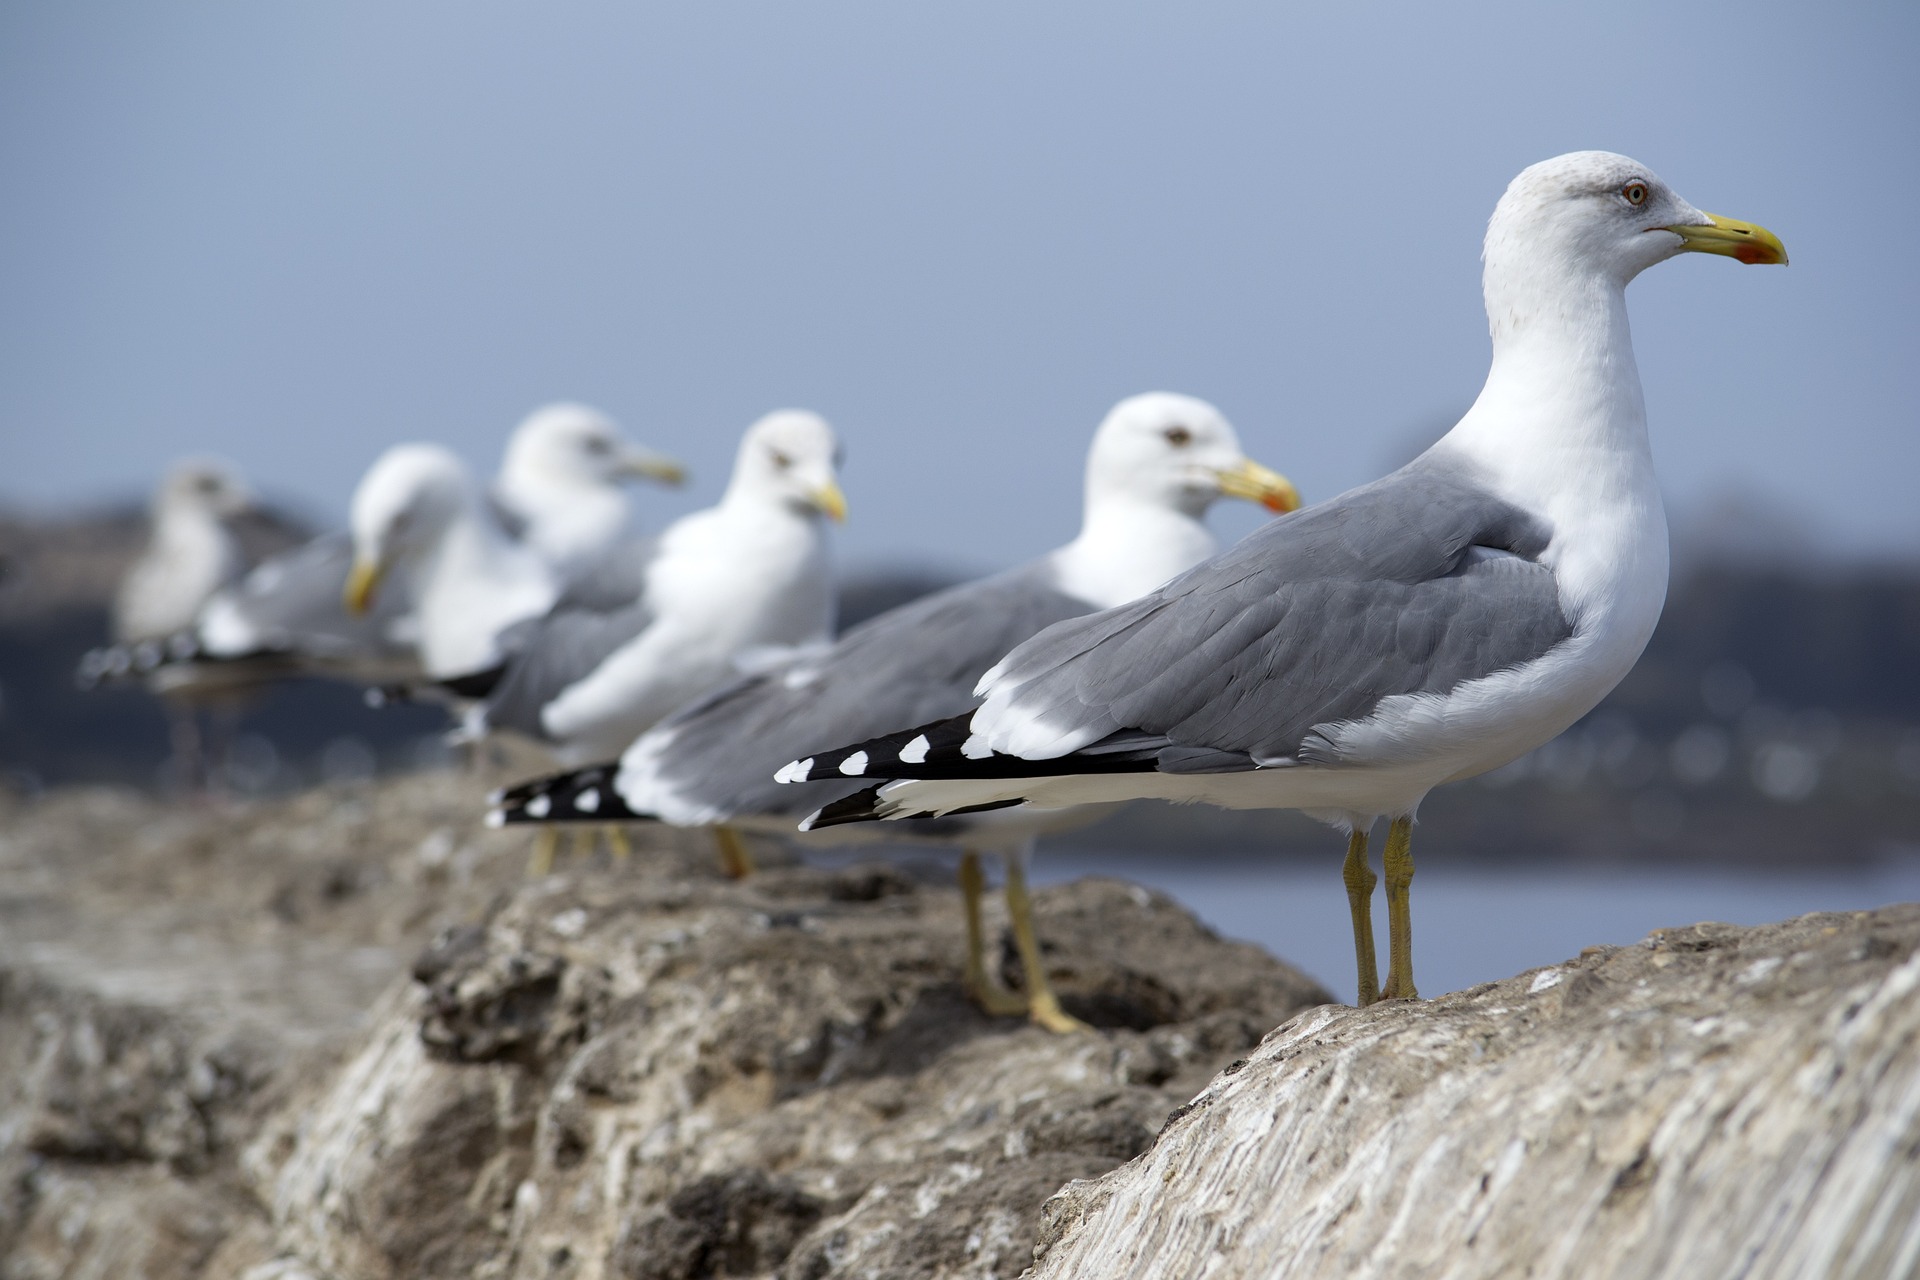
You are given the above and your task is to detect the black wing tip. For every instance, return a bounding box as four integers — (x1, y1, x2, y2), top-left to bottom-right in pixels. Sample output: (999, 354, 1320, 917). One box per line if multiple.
(76, 632, 207, 688)
(777, 713, 981, 785)
(435, 664, 508, 700)
(488, 762, 652, 826)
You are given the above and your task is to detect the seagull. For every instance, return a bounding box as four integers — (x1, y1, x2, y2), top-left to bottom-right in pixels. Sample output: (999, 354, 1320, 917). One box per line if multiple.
(77, 403, 684, 693)
(112, 460, 253, 646)
(776, 152, 1787, 1008)
(107, 459, 255, 785)
(467, 410, 847, 799)
(490, 402, 686, 580)
(341, 442, 563, 678)
(486, 393, 1300, 1029)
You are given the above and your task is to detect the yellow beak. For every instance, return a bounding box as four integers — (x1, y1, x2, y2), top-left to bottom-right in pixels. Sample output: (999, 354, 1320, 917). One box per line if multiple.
(811, 481, 848, 524)
(620, 451, 688, 487)
(1215, 458, 1302, 514)
(343, 557, 384, 616)
(1664, 212, 1788, 266)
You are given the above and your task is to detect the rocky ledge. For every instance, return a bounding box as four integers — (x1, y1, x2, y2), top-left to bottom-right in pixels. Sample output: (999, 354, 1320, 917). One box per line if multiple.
(1, 777, 1915, 1280)
(1030, 903, 1920, 1280)
(0, 776, 1326, 1279)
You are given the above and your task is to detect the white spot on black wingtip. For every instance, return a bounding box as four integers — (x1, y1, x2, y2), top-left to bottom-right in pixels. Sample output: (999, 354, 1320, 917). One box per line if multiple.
(961, 734, 993, 759)
(774, 758, 813, 784)
(525, 794, 552, 819)
(838, 750, 868, 777)
(899, 735, 930, 765)
(797, 808, 823, 832)
(576, 788, 600, 814)
(484, 809, 506, 828)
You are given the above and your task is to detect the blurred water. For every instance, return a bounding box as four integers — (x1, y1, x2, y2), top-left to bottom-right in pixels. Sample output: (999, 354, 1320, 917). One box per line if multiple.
(1029, 849, 1920, 1005)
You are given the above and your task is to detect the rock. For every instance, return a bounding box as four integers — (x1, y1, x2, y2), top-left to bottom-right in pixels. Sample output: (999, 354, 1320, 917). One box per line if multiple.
(0, 776, 1329, 1278)
(10, 775, 1917, 1279)
(249, 866, 1325, 1279)
(1028, 905, 1920, 1280)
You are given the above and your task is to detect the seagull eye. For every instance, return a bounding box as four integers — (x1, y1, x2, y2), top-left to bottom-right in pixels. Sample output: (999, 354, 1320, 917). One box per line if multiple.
(583, 436, 611, 455)
(769, 449, 793, 471)
(1622, 182, 1650, 207)
(1163, 426, 1193, 447)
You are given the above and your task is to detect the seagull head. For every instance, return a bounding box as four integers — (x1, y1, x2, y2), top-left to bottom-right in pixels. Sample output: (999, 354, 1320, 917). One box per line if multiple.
(730, 409, 848, 523)
(343, 443, 470, 615)
(502, 402, 686, 493)
(159, 458, 253, 519)
(1085, 392, 1301, 519)
(1486, 151, 1786, 300)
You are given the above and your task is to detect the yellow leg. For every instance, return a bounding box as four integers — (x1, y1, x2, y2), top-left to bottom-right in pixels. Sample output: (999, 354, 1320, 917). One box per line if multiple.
(713, 825, 755, 879)
(1380, 816, 1419, 1001)
(957, 851, 1027, 1017)
(1003, 856, 1090, 1034)
(552, 827, 592, 869)
(604, 825, 632, 865)
(1343, 826, 1381, 1007)
(527, 827, 558, 878)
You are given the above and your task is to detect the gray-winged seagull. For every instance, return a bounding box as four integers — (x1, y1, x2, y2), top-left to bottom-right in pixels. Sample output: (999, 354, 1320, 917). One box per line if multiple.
(487, 392, 1299, 1029)
(78, 403, 684, 693)
(777, 151, 1788, 1007)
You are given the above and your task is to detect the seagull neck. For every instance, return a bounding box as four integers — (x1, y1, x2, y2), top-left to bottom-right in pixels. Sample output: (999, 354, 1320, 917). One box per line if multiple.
(1436, 263, 1670, 648)
(1443, 270, 1654, 506)
(502, 476, 627, 570)
(1051, 497, 1217, 609)
(154, 498, 230, 556)
(714, 482, 815, 533)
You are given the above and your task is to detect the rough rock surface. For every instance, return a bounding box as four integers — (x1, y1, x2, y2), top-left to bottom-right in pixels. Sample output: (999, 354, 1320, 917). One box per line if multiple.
(1029, 904, 1920, 1280)
(7, 775, 1918, 1280)
(0, 776, 1328, 1279)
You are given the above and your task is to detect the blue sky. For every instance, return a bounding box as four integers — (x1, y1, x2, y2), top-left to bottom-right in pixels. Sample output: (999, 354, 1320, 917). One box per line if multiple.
(3, 2, 1914, 572)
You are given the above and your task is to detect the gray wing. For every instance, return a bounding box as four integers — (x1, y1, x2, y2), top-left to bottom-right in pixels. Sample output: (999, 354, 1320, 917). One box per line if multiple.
(478, 548, 659, 739)
(484, 490, 531, 541)
(974, 452, 1576, 770)
(635, 561, 1096, 818)
(548, 536, 658, 612)
(201, 532, 418, 670)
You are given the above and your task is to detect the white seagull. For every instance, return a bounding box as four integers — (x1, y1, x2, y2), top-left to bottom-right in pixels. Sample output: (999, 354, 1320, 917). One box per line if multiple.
(485, 393, 1299, 1029)
(106, 459, 256, 785)
(467, 410, 848, 780)
(777, 152, 1787, 1007)
(112, 459, 254, 647)
(79, 403, 684, 692)
(490, 401, 686, 580)
(340, 442, 563, 679)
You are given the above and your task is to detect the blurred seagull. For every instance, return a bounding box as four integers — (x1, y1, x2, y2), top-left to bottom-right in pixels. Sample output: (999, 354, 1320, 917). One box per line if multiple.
(470, 411, 847, 874)
(107, 459, 256, 786)
(78, 403, 684, 694)
(487, 393, 1300, 1028)
(340, 442, 562, 678)
(491, 402, 686, 580)
(775, 152, 1787, 1008)
(112, 459, 254, 646)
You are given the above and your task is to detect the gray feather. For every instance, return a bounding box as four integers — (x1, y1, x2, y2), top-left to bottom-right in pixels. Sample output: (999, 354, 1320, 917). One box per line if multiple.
(478, 542, 660, 739)
(638, 561, 1097, 818)
(980, 452, 1575, 766)
(205, 532, 418, 673)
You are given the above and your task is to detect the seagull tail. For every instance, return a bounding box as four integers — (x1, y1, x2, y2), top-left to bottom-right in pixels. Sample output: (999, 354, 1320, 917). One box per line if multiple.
(486, 763, 655, 828)
(74, 631, 206, 690)
(76, 631, 312, 691)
